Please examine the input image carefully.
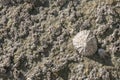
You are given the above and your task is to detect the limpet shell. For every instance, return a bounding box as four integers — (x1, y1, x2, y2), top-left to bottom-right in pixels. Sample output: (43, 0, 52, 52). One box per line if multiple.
(73, 30, 97, 56)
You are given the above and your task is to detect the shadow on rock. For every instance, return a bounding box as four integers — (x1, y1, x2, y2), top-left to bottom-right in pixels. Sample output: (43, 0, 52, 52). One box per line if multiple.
(87, 53, 114, 66)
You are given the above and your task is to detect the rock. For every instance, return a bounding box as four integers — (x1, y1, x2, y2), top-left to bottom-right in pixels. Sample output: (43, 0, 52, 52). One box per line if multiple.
(0, 0, 119, 80)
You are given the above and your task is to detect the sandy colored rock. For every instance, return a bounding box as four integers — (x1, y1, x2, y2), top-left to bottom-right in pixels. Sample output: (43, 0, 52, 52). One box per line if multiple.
(0, 0, 119, 80)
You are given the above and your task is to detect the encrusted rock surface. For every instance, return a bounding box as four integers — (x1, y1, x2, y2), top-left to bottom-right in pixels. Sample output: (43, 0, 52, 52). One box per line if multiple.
(0, 0, 120, 80)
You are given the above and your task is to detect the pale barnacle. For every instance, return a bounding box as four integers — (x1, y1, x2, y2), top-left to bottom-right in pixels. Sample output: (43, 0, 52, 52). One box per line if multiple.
(98, 48, 109, 59)
(73, 30, 97, 56)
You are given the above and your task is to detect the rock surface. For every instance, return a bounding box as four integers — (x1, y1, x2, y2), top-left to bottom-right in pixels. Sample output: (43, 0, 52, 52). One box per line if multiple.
(0, 0, 120, 80)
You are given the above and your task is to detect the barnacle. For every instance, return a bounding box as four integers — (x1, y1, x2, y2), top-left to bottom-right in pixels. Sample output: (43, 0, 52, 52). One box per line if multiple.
(98, 48, 109, 59)
(73, 30, 97, 56)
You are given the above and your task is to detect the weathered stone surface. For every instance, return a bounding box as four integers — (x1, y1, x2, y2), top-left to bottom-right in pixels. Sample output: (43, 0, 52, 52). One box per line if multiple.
(0, 0, 119, 80)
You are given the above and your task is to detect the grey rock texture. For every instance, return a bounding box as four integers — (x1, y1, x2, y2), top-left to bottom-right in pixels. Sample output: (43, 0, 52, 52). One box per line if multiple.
(0, 0, 120, 80)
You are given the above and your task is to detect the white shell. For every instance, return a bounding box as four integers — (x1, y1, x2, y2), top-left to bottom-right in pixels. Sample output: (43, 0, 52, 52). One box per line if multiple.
(73, 30, 97, 56)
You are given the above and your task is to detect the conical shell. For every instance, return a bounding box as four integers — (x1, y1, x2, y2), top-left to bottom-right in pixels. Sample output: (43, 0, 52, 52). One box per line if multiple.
(73, 30, 97, 56)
